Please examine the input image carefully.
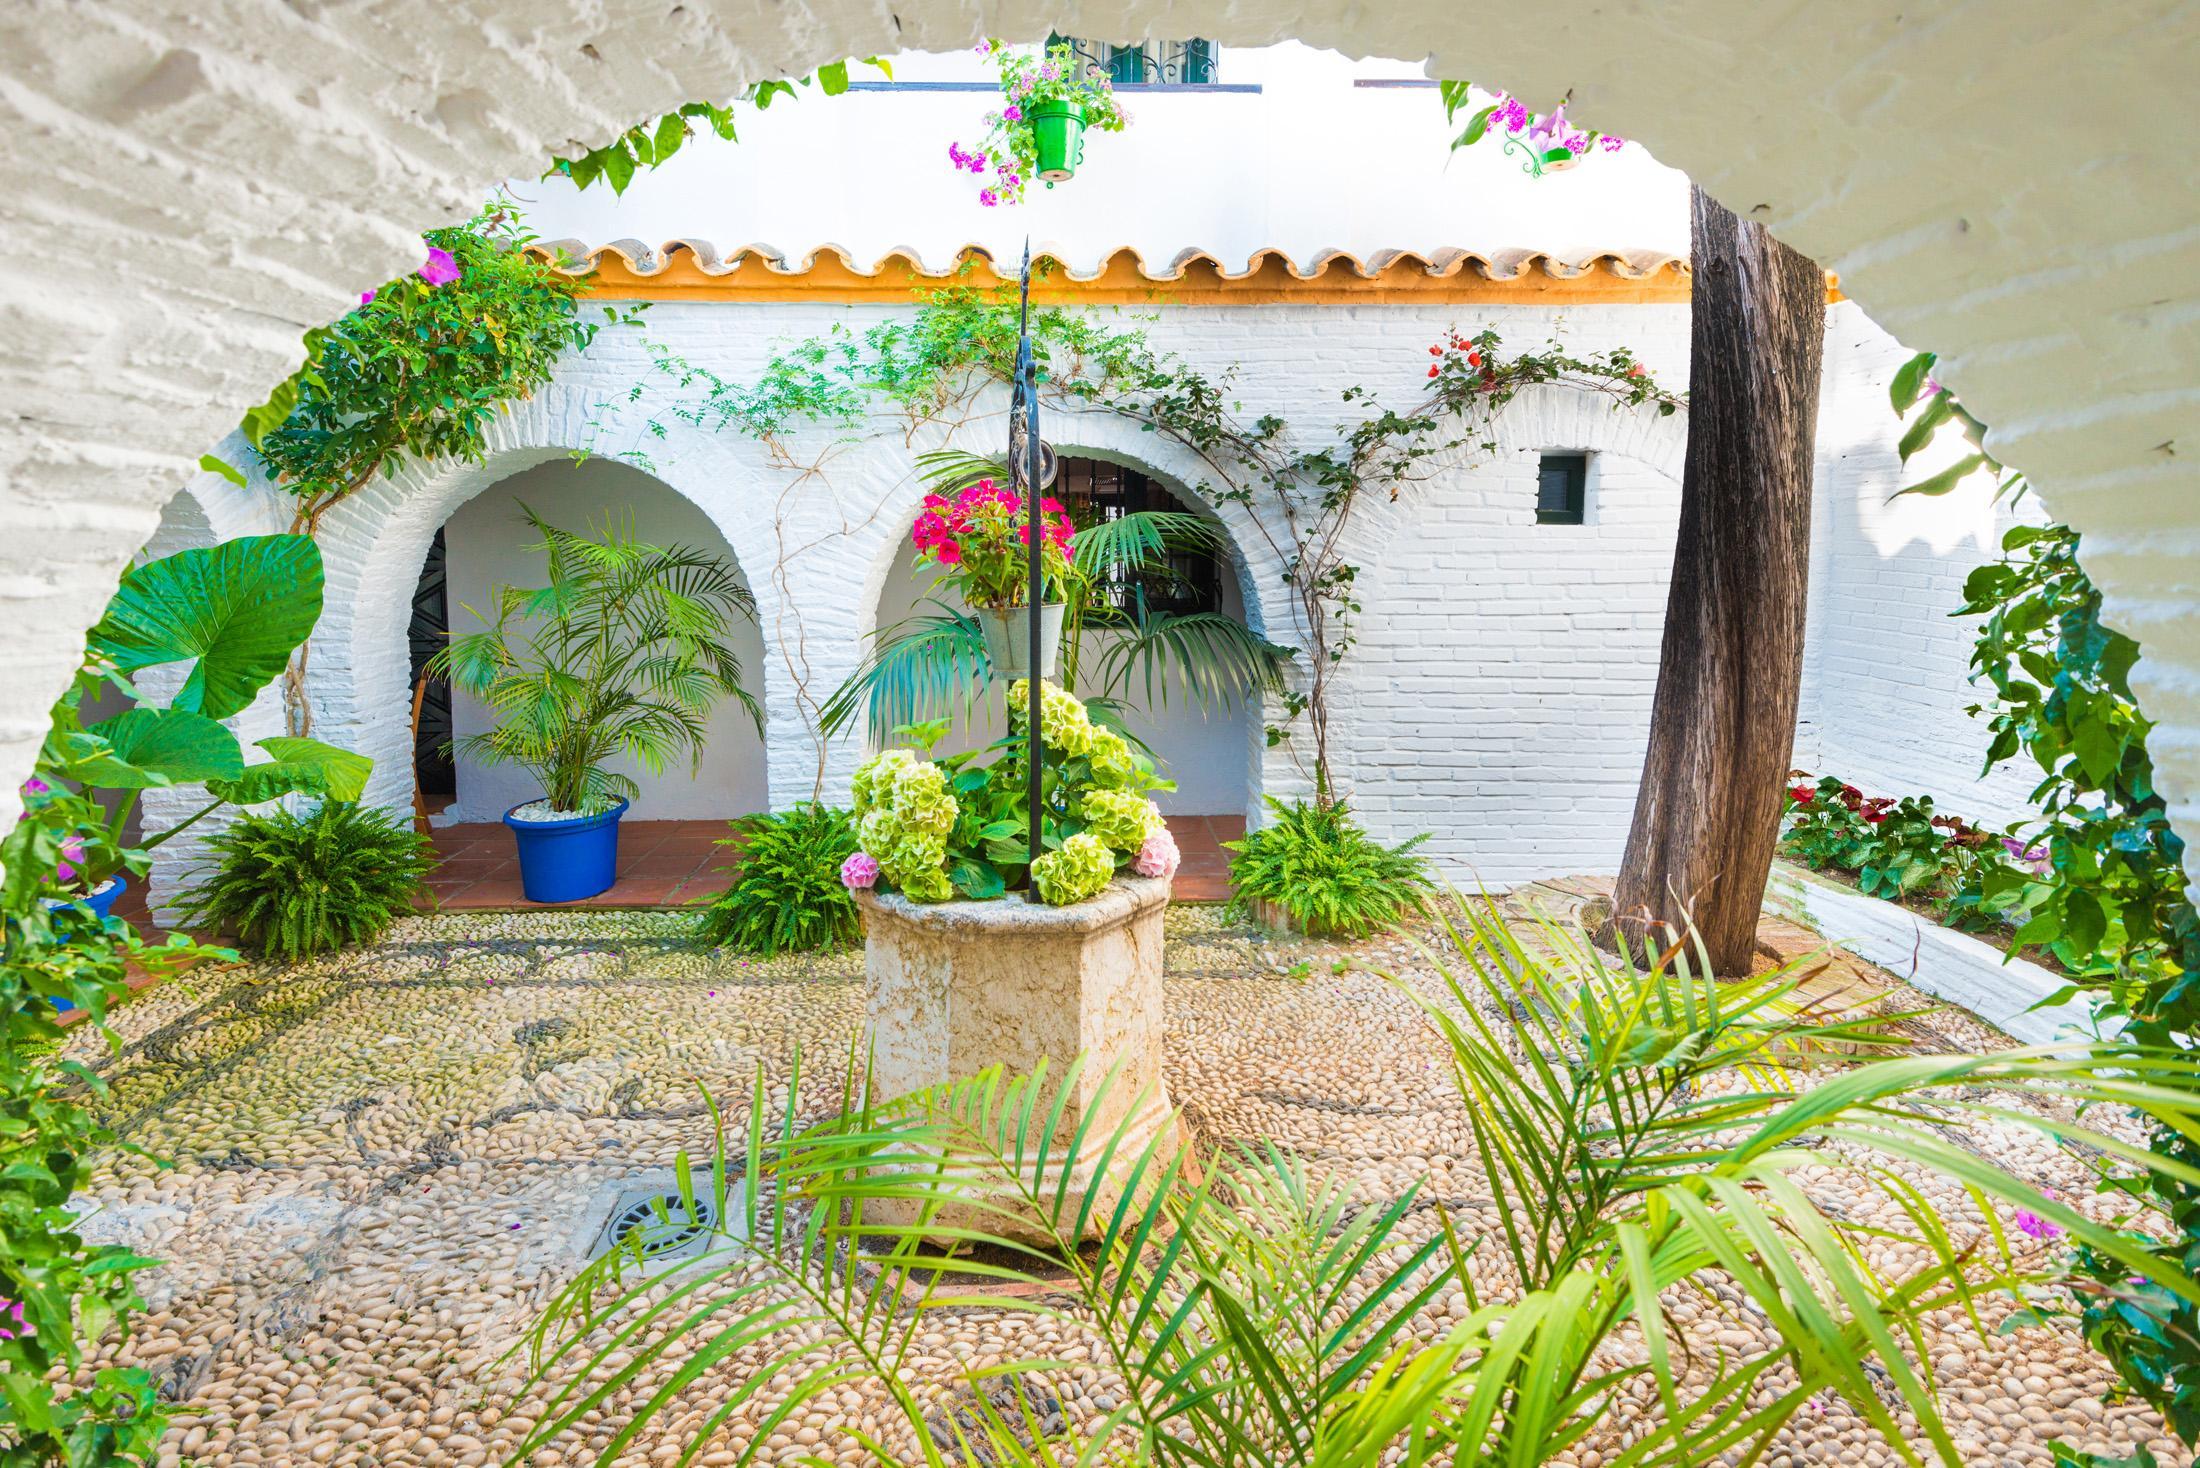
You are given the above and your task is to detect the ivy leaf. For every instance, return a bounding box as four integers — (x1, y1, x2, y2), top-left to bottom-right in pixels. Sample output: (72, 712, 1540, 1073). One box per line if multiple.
(818, 60, 850, 95)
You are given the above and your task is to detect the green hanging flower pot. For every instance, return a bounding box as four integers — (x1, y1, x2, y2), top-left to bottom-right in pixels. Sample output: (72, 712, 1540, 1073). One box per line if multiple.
(1027, 99, 1088, 184)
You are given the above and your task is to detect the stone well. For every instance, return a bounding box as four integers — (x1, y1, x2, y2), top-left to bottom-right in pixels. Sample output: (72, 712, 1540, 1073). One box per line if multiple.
(856, 876, 1177, 1240)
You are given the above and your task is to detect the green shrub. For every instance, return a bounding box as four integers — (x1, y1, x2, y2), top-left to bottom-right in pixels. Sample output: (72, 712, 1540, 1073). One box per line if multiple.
(692, 804, 860, 955)
(1224, 797, 1433, 937)
(176, 802, 434, 960)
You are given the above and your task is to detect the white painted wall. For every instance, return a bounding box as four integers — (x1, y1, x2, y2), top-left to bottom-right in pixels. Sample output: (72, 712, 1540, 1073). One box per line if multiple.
(512, 45, 1692, 274)
(1797, 302, 2045, 828)
(436, 457, 770, 822)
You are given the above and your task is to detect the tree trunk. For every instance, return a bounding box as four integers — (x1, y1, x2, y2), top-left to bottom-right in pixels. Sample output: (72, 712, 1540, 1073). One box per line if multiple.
(1600, 186, 1826, 975)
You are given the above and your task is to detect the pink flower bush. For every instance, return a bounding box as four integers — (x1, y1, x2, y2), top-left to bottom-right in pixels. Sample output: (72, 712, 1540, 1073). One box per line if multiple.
(912, 477, 1075, 609)
(1133, 827, 1180, 880)
(840, 851, 880, 891)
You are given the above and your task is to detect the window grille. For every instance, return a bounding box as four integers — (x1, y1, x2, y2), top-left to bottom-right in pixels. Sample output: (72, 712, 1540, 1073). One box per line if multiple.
(1055, 458, 1221, 615)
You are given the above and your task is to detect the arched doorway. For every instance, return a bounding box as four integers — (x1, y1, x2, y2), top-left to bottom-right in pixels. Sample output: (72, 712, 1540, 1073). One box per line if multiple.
(868, 450, 1265, 822)
(410, 456, 769, 825)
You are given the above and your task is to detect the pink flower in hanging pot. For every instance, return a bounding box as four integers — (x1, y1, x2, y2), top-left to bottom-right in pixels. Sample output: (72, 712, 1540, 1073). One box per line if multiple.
(934, 539, 964, 564)
(1003, 104, 1023, 122)
(418, 246, 460, 286)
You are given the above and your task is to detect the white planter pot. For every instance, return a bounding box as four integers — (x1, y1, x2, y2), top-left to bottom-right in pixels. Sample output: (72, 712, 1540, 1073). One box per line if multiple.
(856, 876, 1176, 1241)
(976, 602, 1066, 681)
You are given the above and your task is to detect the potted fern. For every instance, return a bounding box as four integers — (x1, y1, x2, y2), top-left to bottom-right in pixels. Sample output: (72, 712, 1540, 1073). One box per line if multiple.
(428, 509, 761, 903)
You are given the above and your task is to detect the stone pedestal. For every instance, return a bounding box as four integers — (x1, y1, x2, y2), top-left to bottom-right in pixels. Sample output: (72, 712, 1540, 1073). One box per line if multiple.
(857, 877, 1176, 1241)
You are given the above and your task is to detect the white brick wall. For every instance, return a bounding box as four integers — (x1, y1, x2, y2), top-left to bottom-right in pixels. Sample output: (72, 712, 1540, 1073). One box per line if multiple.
(6, 7, 2196, 895)
(131, 292, 2062, 902)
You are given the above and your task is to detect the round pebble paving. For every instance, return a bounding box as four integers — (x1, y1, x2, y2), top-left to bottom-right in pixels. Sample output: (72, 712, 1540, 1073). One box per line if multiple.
(58, 900, 2193, 1468)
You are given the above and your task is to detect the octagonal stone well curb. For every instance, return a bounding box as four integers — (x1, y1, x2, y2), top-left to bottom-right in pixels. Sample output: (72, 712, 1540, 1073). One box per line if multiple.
(856, 876, 1178, 1242)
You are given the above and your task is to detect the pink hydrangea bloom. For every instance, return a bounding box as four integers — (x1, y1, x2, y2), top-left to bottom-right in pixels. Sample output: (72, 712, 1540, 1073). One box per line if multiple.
(1134, 828, 1180, 880)
(841, 851, 880, 891)
(418, 246, 460, 286)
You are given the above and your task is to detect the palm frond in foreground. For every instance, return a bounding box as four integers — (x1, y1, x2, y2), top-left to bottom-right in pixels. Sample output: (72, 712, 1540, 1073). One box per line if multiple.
(511, 893, 2200, 1467)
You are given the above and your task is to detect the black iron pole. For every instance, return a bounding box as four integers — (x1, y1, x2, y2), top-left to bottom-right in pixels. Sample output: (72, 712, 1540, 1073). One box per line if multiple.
(1017, 241, 1044, 886)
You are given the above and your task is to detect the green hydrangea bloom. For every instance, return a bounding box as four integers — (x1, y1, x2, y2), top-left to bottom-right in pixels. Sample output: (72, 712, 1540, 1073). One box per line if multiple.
(1031, 831, 1116, 906)
(1081, 788, 1163, 852)
(1008, 679, 1096, 758)
(1086, 729, 1138, 789)
(851, 750, 958, 901)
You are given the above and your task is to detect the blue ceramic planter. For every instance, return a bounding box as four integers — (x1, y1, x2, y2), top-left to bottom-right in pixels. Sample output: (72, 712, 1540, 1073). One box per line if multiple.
(504, 799, 627, 903)
(42, 877, 128, 1012)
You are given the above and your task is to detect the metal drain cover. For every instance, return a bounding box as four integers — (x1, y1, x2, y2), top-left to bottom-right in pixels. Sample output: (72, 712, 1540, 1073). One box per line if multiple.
(585, 1181, 743, 1268)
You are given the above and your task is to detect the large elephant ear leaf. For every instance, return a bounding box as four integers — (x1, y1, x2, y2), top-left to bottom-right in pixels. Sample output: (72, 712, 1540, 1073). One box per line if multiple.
(60, 708, 244, 790)
(89, 535, 324, 719)
(210, 737, 373, 806)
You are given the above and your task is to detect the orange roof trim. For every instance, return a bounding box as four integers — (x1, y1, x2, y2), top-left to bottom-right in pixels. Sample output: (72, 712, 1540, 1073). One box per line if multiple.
(527, 240, 1761, 306)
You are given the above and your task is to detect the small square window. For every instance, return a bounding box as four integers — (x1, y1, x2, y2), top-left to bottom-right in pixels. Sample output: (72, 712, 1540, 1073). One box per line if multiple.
(1536, 453, 1588, 525)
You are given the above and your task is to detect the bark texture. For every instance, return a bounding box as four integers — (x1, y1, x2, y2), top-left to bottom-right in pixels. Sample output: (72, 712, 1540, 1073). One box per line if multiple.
(1602, 186, 1826, 974)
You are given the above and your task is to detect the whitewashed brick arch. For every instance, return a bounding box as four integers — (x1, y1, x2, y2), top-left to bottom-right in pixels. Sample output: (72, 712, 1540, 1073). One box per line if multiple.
(4, 3, 2196, 872)
(306, 386, 784, 818)
(830, 403, 1305, 820)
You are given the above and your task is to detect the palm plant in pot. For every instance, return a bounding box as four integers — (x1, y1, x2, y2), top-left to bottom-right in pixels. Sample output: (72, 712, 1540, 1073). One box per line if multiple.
(428, 509, 760, 903)
(820, 451, 1292, 741)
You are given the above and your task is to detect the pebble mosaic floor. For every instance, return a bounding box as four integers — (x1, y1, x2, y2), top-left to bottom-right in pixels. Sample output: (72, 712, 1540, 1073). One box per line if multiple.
(60, 896, 2194, 1468)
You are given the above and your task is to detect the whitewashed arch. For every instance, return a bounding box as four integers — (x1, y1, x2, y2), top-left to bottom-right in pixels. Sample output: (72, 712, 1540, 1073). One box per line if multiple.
(827, 397, 1302, 823)
(307, 384, 787, 819)
(3, 5, 2196, 875)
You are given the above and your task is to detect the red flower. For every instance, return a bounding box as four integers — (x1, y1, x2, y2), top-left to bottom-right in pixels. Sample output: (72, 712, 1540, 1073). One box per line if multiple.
(1428, 365, 1440, 378)
(1626, 363, 1645, 378)
(1430, 345, 1442, 356)
(1864, 811, 1889, 825)
(1789, 784, 1815, 806)
(1466, 350, 1483, 368)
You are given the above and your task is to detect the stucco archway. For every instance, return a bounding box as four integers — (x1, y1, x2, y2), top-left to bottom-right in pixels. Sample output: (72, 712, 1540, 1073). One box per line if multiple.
(307, 387, 780, 824)
(848, 407, 1294, 825)
(3, 6, 2195, 865)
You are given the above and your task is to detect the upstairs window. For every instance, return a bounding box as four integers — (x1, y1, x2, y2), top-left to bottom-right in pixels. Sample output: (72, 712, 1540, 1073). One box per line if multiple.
(1056, 457, 1221, 616)
(1536, 453, 1589, 525)
(1051, 36, 1220, 85)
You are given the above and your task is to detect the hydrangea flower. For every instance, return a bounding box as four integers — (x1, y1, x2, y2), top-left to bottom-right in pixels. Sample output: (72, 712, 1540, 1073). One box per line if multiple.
(1134, 827, 1180, 879)
(1008, 679, 1096, 758)
(849, 751, 959, 902)
(840, 851, 880, 890)
(1082, 788, 1164, 852)
(1031, 832, 1114, 906)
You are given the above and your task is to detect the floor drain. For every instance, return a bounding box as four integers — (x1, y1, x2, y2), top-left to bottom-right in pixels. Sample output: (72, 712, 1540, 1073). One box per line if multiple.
(589, 1189, 723, 1265)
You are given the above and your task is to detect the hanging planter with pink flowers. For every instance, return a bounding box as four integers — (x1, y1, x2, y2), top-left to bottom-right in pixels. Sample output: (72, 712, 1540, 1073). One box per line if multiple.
(948, 39, 1129, 207)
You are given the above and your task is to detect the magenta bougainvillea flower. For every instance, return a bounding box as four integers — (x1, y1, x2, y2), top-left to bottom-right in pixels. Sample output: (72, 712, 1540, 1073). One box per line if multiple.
(359, 289, 377, 307)
(841, 851, 880, 891)
(55, 835, 84, 884)
(2013, 1208, 2062, 1241)
(418, 246, 460, 286)
(20, 777, 48, 797)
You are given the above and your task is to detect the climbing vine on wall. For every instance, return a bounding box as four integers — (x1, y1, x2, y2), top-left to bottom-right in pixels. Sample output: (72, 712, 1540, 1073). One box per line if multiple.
(631, 279, 1679, 799)
(1893, 350, 2200, 1448)
(240, 201, 639, 735)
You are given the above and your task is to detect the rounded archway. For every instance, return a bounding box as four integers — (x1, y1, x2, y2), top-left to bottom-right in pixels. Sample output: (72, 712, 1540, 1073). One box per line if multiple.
(868, 448, 1272, 822)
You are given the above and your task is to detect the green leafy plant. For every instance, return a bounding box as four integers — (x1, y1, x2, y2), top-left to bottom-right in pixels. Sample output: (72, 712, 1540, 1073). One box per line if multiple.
(0, 531, 361, 1458)
(1781, 774, 2004, 906)
(1224, 796, 1433, 937)
(1891, 352, 2200, 1443)
(510, 894, 2200, 1467)
(849, 685, 1174, 906)
(427, 508, 762, 816)
(36, 535, 371, 901)
(173, 802, 434, 961)
(544, 60, 888, 195)
(692, 804, 861, 954)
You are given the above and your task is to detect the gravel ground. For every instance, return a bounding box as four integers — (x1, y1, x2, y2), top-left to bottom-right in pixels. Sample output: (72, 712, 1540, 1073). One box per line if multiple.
(58, 897, 2192, 1468)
